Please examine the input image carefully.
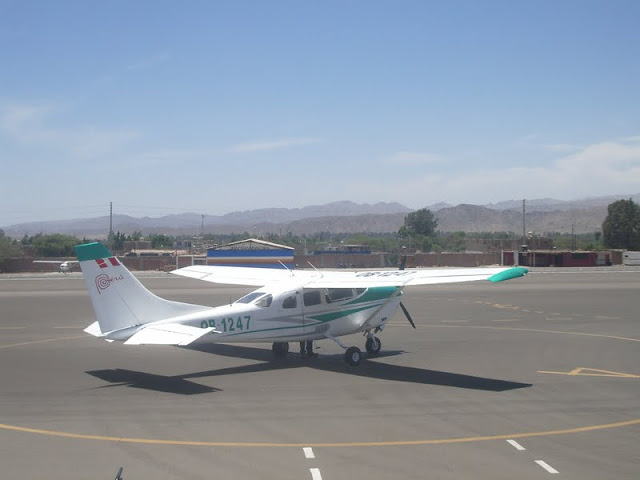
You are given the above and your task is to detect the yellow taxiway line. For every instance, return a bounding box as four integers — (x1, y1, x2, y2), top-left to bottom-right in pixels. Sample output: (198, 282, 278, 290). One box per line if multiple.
(1, 418, 639, 448)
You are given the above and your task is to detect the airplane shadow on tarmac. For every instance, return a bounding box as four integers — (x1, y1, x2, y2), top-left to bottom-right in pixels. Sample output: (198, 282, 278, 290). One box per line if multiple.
(86, 343, 532, 395)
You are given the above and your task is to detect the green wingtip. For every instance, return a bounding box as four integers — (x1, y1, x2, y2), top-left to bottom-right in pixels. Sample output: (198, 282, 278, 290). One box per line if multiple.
(488, 267, 529, 283)
(74, 242, 112, 262)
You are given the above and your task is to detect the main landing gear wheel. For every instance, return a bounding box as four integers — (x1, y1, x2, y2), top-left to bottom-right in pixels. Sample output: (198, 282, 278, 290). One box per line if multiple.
(365, 336, 381, 355)
(272, 342, 289, 357)
(345, 346, 362, 366)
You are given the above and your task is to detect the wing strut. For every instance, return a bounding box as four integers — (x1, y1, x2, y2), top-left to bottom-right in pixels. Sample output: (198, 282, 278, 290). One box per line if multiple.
(399, 301, 416, 329)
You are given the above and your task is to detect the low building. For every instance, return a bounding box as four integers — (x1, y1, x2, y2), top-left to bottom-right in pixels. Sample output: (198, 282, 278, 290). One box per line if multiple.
(501, 250, 614, 267)
(206, 238, 294, 268)
(313, 244, 371, 255)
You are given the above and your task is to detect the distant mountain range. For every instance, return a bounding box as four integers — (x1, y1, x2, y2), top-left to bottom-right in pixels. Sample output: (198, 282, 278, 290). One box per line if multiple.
(2, 195, 639, 238)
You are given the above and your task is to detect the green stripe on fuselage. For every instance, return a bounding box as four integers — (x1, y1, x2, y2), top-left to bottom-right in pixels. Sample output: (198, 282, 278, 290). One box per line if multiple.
(345, 286, 400, 305)
(307, 303, 384, 324)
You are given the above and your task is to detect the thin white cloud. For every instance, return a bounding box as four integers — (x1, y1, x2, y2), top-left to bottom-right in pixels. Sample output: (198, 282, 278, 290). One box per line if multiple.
(351, 136, 640, 208)
(229, 137, 322, 153)
(0, 104, 52, 141)
(518, 133, 540, 142)
(0, 103, 138, 157)
(517, 134, 582, 153)
(126, 53, 171, 71)
(541, 143, 583, 152)
(384, 150, 443, 166)
(108, 147, 218, 169)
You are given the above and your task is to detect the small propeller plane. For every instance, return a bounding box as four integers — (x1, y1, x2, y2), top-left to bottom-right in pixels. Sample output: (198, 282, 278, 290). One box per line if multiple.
(33, 259, 79, 273)
(75, 242, 527, 366)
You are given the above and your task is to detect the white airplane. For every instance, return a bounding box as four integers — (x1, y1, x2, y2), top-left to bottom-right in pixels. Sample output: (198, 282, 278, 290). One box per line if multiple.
(33, 259, 79, 273)
(75, 242, 528, 366)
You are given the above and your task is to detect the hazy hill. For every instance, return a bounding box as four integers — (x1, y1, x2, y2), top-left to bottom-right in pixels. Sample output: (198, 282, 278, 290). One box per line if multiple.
(2, 195, 637, 237)
(2, 201, 411, 237)
(486, 193, 640, 213)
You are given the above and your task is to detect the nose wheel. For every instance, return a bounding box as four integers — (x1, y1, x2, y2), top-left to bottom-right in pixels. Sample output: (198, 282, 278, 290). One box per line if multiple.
(326, 333, 383, 366)
(365, 336, 381, 355)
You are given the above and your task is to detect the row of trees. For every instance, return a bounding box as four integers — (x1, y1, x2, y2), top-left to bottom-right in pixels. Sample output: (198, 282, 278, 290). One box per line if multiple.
(1, 200, 638, 261)
(108, 231, 173, 250)
(396, 200, 639, 253)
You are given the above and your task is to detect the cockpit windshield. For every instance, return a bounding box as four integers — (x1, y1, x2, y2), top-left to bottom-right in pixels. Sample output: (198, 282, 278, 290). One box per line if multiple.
(235, 292, 272, 308)
(235, 292, 265, 304)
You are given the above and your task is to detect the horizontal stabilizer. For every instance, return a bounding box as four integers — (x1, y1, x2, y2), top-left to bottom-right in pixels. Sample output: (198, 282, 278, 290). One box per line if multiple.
(124, 324, 218, 346)
(84, 321, 103, 337)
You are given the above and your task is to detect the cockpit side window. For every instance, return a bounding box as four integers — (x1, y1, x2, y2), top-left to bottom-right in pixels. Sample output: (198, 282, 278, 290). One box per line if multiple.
(256, 294, 272, 308)
(325, 288, 355, 303)
(282, 295, 297, 309)
(303, 290, 322, 307)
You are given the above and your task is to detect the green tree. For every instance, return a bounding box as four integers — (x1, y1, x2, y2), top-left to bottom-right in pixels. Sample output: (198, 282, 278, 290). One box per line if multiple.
(434, 231, 467, 252)
(111, 231, 129, 251)
(398, 208, 438, 237)
(397, 208, 438, 252)
(148, 233, 174, 248)
(0, 230, 21, 263)
(602, 199, 640, 250)
(30, 233, 79, 257)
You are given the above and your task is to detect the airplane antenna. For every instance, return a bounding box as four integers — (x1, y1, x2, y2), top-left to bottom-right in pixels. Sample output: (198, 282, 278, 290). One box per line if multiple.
(307, 261, 323, 278)
(278, 260, 295, 276)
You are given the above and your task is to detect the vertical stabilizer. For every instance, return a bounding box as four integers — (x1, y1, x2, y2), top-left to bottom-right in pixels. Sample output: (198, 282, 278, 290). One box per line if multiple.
(75, 242, 209, 335)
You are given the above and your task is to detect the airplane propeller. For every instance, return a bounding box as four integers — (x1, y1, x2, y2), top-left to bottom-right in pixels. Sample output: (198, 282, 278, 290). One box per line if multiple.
(399, 301, 416, 329)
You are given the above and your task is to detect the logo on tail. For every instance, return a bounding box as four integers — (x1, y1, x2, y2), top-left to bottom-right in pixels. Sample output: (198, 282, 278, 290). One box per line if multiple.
(95, 274, 111, 294)
(95, 273, 125, 294)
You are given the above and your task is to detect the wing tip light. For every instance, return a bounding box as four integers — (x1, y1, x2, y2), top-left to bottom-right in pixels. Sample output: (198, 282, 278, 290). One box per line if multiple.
(488, 267, 528, 283)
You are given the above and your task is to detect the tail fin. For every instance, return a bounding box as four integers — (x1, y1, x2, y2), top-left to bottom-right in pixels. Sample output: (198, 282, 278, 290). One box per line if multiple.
(75, 242, 210, 336)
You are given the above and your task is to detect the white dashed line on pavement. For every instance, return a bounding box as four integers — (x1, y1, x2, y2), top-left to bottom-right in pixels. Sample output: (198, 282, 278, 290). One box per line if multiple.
(310, 467, 323, 480)
(506, 439, 526, 451)
(535, 460, 559, 474)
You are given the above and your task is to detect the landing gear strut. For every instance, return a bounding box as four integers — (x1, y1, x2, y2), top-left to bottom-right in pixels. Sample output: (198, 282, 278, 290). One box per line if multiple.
(272, 342, 289, 357)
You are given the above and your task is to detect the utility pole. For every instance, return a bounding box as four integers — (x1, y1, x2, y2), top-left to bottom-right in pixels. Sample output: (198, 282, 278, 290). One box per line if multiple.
(108, 201, 114, 248)
(522, 199, 526, 248)
(109, 202, 113, 237)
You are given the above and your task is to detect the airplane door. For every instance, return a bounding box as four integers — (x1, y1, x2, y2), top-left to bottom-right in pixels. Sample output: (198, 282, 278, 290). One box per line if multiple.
(301, 289, 324, 335)
(276, 290, 304, 334)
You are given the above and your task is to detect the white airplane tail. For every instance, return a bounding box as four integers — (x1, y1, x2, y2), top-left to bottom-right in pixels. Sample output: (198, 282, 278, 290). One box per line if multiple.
(75, 242, 210, 337)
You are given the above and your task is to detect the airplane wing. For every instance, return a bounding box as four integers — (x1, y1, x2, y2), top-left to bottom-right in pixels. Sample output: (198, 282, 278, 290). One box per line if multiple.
(170, 264, 308, 286)
(33, 260, 79, 264)
(305, 266, 528, 287)
(171, 265, 528, 288)
(124, 324, 218, 346)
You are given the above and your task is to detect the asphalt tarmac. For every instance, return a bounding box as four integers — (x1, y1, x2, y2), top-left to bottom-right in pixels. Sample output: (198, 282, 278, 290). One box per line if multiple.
(1, 268, 639, 479)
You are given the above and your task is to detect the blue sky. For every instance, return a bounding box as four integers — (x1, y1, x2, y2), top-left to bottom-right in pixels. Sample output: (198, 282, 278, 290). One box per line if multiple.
(1, 0, 639, 226)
